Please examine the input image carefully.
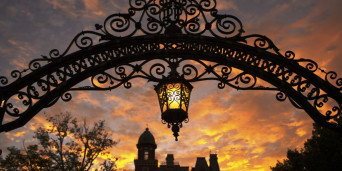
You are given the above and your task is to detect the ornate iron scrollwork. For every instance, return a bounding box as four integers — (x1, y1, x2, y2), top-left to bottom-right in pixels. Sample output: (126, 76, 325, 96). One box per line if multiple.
(0, 0, 341, 133)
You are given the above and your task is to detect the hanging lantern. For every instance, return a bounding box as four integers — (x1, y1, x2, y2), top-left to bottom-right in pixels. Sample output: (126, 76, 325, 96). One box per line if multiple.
(155, 77, 193, 141)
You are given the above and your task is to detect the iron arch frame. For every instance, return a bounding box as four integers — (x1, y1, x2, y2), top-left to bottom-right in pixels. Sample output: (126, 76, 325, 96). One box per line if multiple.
(0, 0, 341, 133)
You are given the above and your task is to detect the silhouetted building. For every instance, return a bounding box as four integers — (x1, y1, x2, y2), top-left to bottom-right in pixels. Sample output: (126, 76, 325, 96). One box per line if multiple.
(157, 154, 189, 171)
(134, 128, 159, 171)
(191, 154, 219, 171)
(134, 128, 220, 171)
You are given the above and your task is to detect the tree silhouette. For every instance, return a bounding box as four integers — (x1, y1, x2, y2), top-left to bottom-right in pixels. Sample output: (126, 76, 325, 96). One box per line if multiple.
(0, 113, 118, 171)
(271, 118, 342, 171)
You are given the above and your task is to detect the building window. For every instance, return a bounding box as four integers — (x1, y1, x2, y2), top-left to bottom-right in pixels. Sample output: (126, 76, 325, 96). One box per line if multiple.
(144, 151, 149, 160)
(143, 167, 149, 171)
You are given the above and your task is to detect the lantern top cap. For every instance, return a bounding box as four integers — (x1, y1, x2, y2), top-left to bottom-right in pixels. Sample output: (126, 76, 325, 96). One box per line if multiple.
(154, 76, 193, 90)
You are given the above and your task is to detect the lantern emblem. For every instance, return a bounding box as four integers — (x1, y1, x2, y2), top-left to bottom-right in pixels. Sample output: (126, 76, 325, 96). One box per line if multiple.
(155, 77, 193, 141)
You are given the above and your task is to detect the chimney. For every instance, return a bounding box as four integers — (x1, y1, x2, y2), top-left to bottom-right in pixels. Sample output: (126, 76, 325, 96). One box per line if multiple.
(209, 154, 220, 171)
(166, 154, 174, 166)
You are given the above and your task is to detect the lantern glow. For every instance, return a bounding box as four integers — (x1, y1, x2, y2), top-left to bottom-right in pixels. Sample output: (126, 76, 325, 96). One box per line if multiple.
(155, 78, 193, 141)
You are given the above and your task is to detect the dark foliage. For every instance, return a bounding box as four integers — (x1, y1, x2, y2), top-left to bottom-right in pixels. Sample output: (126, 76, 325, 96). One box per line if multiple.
(271, 118, 342, 171)
(0, 113, 118, 171)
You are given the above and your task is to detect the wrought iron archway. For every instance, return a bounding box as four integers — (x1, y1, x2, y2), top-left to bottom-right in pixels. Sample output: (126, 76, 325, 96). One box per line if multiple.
(0, 0, 341, 133)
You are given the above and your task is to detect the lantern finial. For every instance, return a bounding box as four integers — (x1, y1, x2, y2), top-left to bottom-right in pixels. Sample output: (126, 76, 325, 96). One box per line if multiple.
(171, 123, 180, 141)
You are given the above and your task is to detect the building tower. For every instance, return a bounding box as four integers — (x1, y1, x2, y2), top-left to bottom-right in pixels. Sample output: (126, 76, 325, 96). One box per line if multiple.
(134, 128, 158, 171)
(209, 154, 220, 171)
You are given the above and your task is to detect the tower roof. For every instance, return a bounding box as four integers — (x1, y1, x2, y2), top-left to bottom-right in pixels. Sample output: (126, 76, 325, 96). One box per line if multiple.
(194, 157, 209, 170)
(138, 128, 156, 145)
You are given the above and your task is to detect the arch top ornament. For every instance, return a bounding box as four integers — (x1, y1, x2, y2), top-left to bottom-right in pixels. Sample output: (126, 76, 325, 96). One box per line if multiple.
(0, 0, 341, 135)
(102, 0, 244, 38)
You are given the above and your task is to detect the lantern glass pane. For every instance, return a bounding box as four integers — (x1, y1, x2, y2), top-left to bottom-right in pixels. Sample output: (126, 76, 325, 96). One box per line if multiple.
(181, 85, 190, 111)
(167, 83, 182, 110)
(156, 81, 192, 114)
(157, 87, 168, 112)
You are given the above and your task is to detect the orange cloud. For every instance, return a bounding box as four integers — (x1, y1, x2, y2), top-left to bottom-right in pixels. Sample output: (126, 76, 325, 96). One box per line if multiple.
(216, 1, 239, 11)
(83, 0, 105, 16)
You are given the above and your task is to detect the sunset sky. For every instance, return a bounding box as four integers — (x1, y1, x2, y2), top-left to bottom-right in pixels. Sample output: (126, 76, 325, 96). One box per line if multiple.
(1, 0, 342, 170)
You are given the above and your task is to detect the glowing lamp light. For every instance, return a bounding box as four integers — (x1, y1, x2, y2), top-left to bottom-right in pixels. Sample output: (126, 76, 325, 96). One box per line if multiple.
(155, 77, 193, 141)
